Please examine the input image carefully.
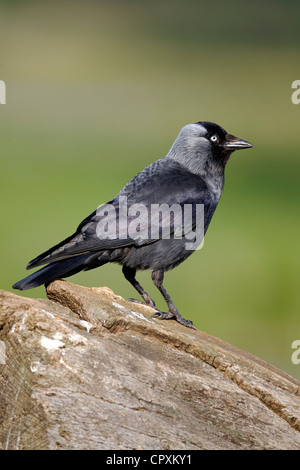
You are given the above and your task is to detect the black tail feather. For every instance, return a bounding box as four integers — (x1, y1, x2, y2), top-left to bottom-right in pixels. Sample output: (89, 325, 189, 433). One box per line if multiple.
(26, 233, 77, 270)
(12, 255, 89, 291)
(26, 210, 97, 270)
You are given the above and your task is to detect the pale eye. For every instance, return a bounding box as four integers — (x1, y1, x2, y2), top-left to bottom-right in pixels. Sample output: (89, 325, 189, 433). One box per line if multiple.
(210, 135, 219, 143)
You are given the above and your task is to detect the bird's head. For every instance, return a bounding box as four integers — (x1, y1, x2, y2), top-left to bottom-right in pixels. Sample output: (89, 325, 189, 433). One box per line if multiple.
(167, 121, 253, 175)
(194, 121, 253, 155)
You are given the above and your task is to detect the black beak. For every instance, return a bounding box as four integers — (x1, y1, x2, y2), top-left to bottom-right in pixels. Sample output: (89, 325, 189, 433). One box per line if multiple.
(223, 134, 253, 151)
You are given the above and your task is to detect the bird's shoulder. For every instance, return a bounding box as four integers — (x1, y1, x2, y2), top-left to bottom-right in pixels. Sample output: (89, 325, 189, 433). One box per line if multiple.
(76, 158, 216, 243)
(118, 158, 211, 205)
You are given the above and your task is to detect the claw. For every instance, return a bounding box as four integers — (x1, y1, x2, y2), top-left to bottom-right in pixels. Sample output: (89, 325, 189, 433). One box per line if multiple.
(151, 310, 197, 330)
(126, 298, 145, 305)
(151, 311, 174, 320)
(176, 317, 197, 330)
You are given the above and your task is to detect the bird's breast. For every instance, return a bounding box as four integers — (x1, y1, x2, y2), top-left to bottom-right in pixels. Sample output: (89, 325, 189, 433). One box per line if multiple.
(205, 177, 224, 203)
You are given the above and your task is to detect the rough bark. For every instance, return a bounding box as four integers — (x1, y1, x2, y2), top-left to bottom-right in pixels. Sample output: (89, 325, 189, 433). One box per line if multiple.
(0, 280, 300, 450)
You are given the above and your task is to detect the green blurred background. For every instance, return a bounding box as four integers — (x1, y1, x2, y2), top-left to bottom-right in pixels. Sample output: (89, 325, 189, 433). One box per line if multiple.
(0, 0, 299, 377)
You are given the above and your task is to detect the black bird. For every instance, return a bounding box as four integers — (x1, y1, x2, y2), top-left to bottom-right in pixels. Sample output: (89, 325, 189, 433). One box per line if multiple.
(13, 122, 253, 329)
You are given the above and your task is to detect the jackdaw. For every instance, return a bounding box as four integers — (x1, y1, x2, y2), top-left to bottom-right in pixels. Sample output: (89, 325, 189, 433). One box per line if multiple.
(13, 121, 253, 329)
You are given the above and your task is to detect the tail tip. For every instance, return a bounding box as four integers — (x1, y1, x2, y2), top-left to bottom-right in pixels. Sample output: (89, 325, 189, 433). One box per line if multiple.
(12, 281, 26, 291)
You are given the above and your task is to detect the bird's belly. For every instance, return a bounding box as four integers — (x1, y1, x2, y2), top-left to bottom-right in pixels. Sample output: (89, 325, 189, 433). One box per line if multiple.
(121, 238, 195, 272)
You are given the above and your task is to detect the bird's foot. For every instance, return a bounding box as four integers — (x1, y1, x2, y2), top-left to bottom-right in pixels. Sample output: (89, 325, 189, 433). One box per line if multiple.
(151, 310, 197, 330)
(126, 298, 157, 309)
(127, 298, 144, 304)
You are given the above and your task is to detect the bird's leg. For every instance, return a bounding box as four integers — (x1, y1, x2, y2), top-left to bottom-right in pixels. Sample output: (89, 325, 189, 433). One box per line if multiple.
(151, 270, 196, 329)
(122, 265, 157, 309)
